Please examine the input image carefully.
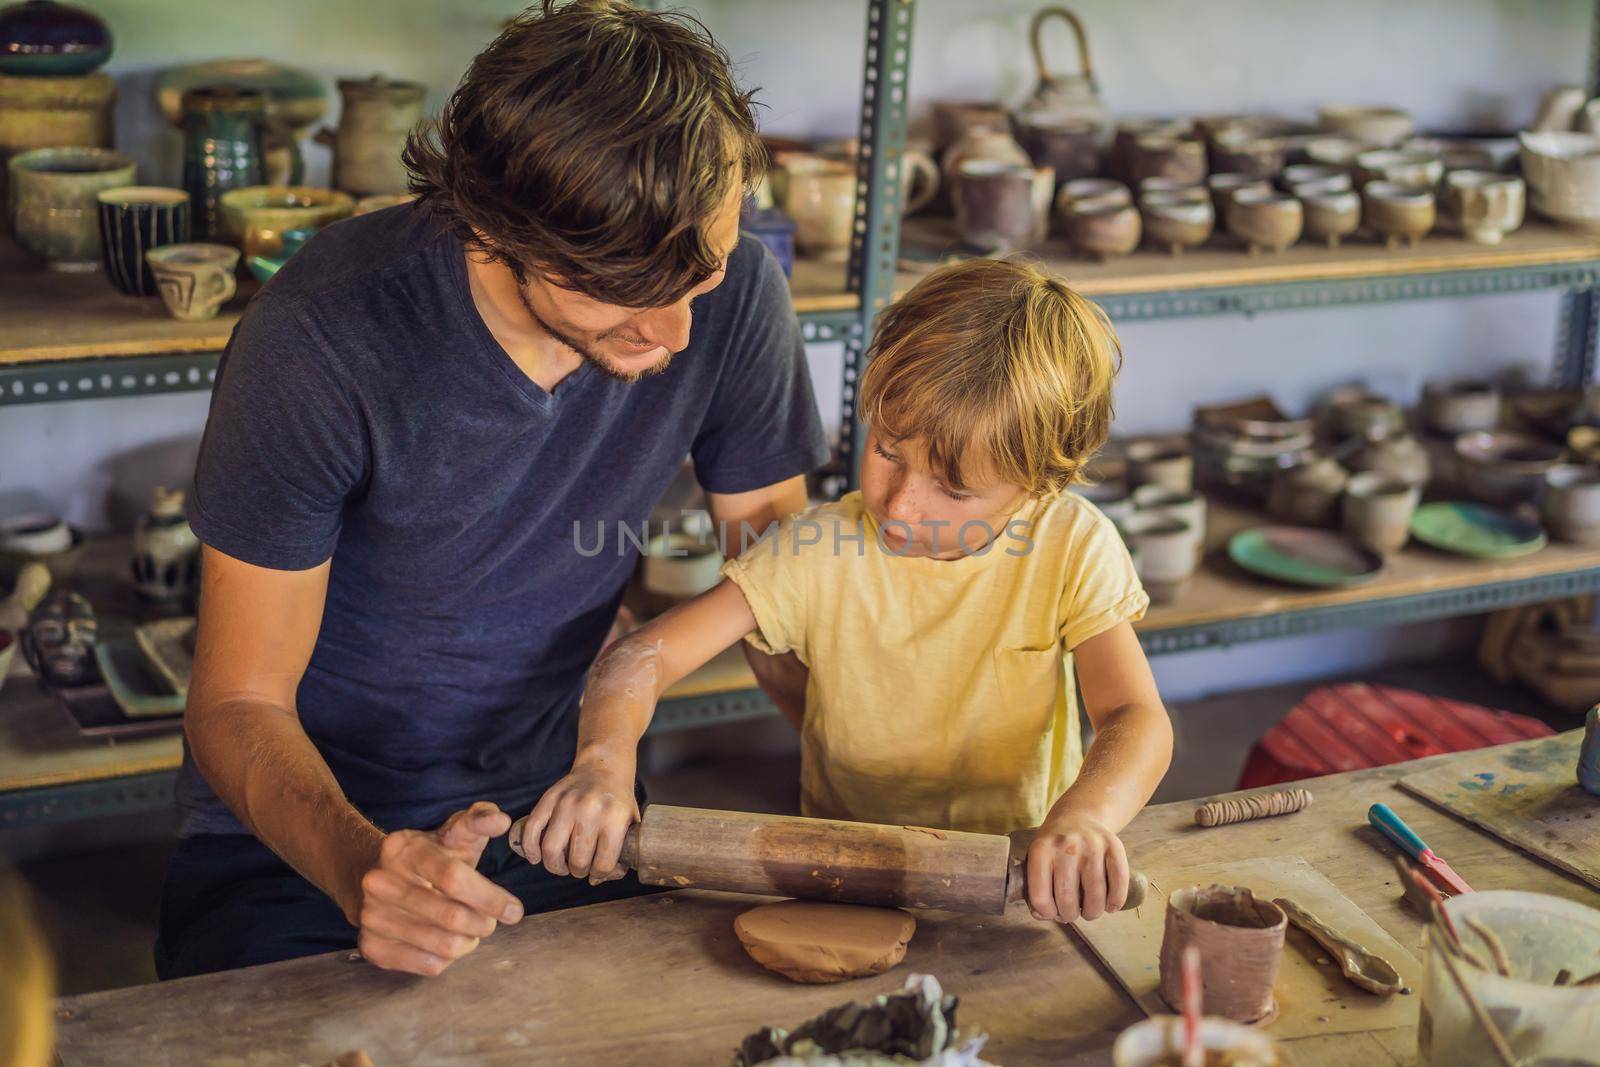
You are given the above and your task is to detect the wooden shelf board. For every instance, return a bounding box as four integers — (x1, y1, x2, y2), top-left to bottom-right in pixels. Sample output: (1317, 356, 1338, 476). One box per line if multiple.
(1137, 495, 1600, 634)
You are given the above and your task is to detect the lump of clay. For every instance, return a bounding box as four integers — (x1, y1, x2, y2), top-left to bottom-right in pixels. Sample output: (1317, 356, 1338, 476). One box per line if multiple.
(734, 901, 916, 985)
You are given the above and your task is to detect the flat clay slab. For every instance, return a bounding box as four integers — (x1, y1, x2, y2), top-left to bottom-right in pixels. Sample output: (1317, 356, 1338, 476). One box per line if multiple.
(734, 900, 916, 984)
(1074, 856, 1421, 1041)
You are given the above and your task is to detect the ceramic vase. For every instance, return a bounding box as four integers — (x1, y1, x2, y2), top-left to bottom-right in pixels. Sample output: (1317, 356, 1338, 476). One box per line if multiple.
(0, 1, 111, 76)
(317, 75, 426, 197)
(952, 160, 1053, 253)
(131, 487, 200, 602)
(181, 86, 303, 240)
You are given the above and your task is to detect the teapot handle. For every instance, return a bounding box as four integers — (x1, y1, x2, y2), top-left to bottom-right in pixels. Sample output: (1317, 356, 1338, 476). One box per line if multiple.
(1029, 6, 1095, 88)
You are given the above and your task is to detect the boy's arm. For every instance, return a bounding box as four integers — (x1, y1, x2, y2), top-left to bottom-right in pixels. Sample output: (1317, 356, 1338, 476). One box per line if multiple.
(1026, 622, 1173, 924)
(516, 579, 758, 880)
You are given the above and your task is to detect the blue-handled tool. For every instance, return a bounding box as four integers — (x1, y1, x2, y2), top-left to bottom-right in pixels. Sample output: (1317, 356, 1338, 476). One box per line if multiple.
(1369, 802, 1474, 895)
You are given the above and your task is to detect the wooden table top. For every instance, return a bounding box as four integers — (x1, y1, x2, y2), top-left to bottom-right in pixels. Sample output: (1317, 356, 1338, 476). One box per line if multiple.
(50, 734, 1600, 1066)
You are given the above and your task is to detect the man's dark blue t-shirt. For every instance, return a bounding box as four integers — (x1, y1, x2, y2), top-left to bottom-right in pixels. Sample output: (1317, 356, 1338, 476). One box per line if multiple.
(179, 205, 829, 835)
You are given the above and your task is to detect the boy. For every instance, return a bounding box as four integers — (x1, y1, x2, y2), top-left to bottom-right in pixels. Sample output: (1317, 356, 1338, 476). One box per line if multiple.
(519, 258, 1173, 924)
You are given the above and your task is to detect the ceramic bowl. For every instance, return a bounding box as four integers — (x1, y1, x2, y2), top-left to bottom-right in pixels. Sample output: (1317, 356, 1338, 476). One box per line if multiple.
(1320, 387, 1402, 440)
(1354, 148, 1443, 190)
(643, 533, 721, 600)
(1421, 379, 1502, 436)
(1118, 511, 1197, 604)
(1318, 105, 1414, 148)
(1126, 438, 1194, 492)
(1442, 170, 1526, 245)
(1226, 189, 1302, 254)
(1280, 163, 1349, 194)
(219, 185, 354, 261)
(1125, 133, 1207, 186)
(1342, 471, 1422, 556)
(1303, 136, 1376, 169)
(1210, 131, 1286, 178)
(1300, 188, 1362, 248)
(1518, 131, 1600, 233)
(7, 146, 138, 270)
(1055, 177, 1132, 217)
(1456, 430, 1565, 506)
(1544, 464, 1600, 544)
(1066, 202, 1141, 261)
(1362, 181, 1436, 249)
(1110, 118, 1191, 180)
(0, 512, 72, 555)
(1206, 172, 1271, 218)
(1137, 177, 1207, 202)
(1112, 1015, 1285, 1067)
(1267, 453, 1348, 527)
(1403, 134, 1521, 174)
(0, 525, 84, 585)
(1347, 431, 1432, 485)
(1139, 192, 1214, 255)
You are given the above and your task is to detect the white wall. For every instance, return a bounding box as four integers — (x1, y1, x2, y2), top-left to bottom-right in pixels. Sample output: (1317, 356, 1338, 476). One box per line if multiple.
(1, 0, 1591, 701)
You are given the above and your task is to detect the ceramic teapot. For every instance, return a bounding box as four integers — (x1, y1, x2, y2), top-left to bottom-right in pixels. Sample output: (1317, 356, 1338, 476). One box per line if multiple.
(1010, 7, 1110, 146)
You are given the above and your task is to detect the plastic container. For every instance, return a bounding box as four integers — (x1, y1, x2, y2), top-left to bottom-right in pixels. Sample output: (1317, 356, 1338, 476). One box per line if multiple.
(1418, 891, 1600, 1067)
(1112, 1015, 1285, 1067)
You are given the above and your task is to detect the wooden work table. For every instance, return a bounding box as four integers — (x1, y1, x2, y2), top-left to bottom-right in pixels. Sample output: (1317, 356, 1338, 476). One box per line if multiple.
(50, 735, 1599, 1066)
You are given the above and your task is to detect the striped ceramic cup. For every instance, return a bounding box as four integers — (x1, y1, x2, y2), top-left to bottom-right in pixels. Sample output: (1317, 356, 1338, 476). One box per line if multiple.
(96, 187, 192, 296)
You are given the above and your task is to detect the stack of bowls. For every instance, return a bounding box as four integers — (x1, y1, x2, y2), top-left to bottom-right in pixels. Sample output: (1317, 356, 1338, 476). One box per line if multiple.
(1192, 397, 1315, 498)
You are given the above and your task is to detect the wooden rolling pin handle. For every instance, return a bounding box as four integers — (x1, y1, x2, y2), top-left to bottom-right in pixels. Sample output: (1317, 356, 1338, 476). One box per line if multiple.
(1004, 855, 1149, 911)
(506, 814, 641, 872)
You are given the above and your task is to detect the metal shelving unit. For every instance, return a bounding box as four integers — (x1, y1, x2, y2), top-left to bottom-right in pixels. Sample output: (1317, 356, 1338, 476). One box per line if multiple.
(7, 0, 1600, 825)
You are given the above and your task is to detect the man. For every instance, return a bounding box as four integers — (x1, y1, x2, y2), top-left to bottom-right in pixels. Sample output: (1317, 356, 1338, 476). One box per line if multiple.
(157, 0, 827, 980)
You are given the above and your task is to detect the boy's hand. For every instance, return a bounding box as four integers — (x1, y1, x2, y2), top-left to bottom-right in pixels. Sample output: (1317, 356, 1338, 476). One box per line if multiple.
(515, 756, 638, 883)
(1024, 813, 1131, 924)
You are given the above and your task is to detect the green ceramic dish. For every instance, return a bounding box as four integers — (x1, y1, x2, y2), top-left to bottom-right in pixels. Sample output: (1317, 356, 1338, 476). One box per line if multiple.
(1227, 526, 1384, 588)
(92, 638, 184, 719)
(1409, 502, 1548, 558)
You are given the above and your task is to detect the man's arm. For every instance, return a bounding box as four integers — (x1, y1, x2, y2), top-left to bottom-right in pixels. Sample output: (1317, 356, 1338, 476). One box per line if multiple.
(705, 475, 811, 729)
(185, 546, 524, 976)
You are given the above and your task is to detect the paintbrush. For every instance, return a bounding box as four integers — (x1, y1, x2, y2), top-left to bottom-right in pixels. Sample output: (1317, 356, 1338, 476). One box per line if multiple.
(1180, 943, 1203, 1067)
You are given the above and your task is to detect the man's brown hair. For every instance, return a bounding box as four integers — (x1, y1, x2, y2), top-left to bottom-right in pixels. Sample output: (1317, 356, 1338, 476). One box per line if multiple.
(859, 258, 1122, 497)
(404, 0, 764, 308)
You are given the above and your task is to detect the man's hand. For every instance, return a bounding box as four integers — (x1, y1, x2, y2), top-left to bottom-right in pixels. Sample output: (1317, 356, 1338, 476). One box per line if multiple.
(1024, 812, 1131, 924)
(355, 801, 524, 976)
(515, 756, 638, 883)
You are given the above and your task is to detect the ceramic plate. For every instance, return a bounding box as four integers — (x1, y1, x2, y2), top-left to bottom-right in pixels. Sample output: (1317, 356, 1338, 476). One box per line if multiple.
(1409, 502, 1548, 558)
(1227, 527, 1384, 588)
(92, 638, 184, 719)
(134, 617, 196, 697)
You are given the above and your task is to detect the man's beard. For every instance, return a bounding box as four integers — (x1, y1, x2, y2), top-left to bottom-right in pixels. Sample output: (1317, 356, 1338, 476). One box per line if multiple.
(514, 285, 674, 385)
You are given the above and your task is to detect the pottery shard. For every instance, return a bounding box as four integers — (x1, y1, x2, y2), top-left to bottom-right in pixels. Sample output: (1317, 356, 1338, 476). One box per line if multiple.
(733, 900, 916, 985)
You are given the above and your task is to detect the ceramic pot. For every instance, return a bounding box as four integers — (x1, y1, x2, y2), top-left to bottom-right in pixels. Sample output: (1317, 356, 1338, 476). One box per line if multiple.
(0, 513, 70, 555)
(1210, 131, 1285, 178)
(315, 75, 426, 197)
(931, 99, 1007, 154)
(1303, 135, 1374, 169)
(1112, 1016, 1286, 1067)
(1139, 191, 1213, 255)
(1354, 148, 1442, 190)
(1519, 131, 1600, 234)
(1159, 886, 1286, 1023)
(1301, 188, 1362, 248)
(219, 184, 353, 261)
(181, 86, 304, 240)
(1342, 472, 1421, 556)
(246, 224, 316, 283)
(1110, 118, 1189, 181)
(1119, 511, 1196, 604)
(1055, 176, 1131, 217)
(1317, 104, 1413, 148)
(778, 155, 854, 261)
(1531, 85, 1588, 133)
(1125, 133, 1207, 187)
(1066, 201, 1140, 261)
(7, 145, 135, 269)
(1442, 170, 1525, 244)
(156, 58, 327, 186)
(1455, 430, 1564, 506)
(1402, 133, 1520, 174)
(1330, 395, 1405, 443)
(1421, 378, 1501, 436)
(1349, 431, 1431, 485)
(1226, 188, 1302, 254)
(0, 71, 114, 231)
(1010, 6, 1111, 147)
(1543, 464, 1600, 544)
(643, 532, 721, 601)
(1206, 172, 1270, 218)
(1138, 177, 1206, 202)
(953, 160, 1054, 253)
(1126, 439, 1194, 493)
(96, 187, 191, 297)
(0, 1, 110, 76)
(131, 487, 200, 602)
(1267, 453, 1348, 527)
(1132, 485, 1207, 564)
(1363, 181, 1435, 249)
(1014, 116, 1101, 185)
(145, 243, 239, 322)
(1280, 163, 1349, 195)
(941, 127, 1031, 199)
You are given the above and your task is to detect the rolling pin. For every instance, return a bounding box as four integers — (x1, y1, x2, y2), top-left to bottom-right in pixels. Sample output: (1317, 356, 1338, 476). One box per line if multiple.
(507, 804, 1147, 916)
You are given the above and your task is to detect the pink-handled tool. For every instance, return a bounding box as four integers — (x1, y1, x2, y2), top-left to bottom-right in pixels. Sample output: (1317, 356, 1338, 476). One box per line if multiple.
(1181, 944, 1203, 1067)
(1369, 802, 1474, 895)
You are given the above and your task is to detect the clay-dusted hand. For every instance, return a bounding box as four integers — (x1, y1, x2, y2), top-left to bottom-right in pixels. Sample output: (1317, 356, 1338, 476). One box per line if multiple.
(515, 753, 638, 883)
(356, 801, 524, 976)
(1024, 813, 1131, 924)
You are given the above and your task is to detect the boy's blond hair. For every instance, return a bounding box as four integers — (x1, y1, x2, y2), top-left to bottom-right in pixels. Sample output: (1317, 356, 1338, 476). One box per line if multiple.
(858, 257, 1121, 497)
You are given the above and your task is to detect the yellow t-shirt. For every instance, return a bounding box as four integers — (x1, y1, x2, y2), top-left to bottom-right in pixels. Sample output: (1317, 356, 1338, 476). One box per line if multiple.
(720, 490, 1148, 835)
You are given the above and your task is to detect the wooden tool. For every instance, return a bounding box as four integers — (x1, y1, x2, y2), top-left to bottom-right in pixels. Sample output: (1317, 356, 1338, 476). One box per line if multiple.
(1368, 802, 1474, 895)
(507, 804, 1147, 916)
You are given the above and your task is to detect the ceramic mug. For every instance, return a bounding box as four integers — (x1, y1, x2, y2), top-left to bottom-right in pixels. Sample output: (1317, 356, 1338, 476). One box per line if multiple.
(1132, 485, 1207, 563)
(1126, 439, 1195, 493)
(8, 145, 136, 269)
(1118, 511, 1196, 604)
(777, 154, 855, 261)
(952, 159, 1054, 252)
(1543, 464, 1600, 545)
(1443, 170, 1526, 245)
(1342, 472, 1421, 556)
(145, 243, 240, 322)
(96, 186, 191, 296)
